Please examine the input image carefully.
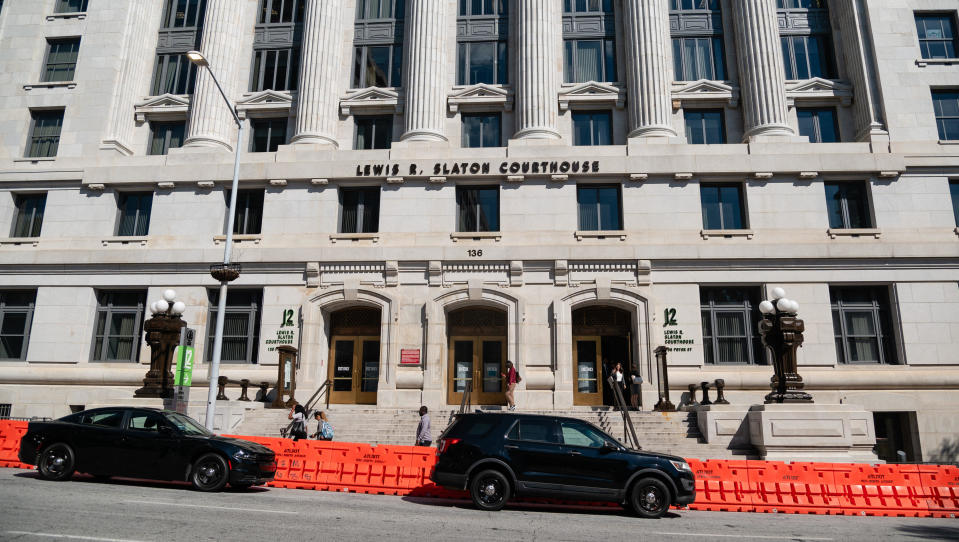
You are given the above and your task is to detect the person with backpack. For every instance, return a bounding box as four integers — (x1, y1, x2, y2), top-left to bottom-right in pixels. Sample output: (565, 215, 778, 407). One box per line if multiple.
(312, 410, 334, 441)
(287, 404, 308, 442)
(501, 360, 521, 411)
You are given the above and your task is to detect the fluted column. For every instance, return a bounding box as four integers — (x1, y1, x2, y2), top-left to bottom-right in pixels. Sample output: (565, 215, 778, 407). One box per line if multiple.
(292, 0, 342, 146)
(623, 0, 676, 139)
(401, 0, 448, 142)
(184, 0, 245, 151)
(514, 0, 561, 140)
(834, 0, 887, 143)
(732, 0, 794, 140)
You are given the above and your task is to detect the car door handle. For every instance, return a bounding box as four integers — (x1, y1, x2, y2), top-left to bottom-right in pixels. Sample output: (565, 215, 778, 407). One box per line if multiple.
(568, 450, 582, 456)
(504, 445, 518, 450)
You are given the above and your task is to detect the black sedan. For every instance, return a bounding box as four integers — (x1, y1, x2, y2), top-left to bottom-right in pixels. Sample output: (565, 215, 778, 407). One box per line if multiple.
(18, 407, 276, 491)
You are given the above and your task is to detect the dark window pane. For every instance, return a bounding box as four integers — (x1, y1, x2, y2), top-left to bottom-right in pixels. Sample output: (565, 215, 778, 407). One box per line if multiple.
(340, 187, 380, 233)
(231, 189, 264, 235)
(577, 185, 621, 230)
(951, 181, 959, 226)
(13, 194, 46, 238)
(700, 184, 745, 229)
(28, 110, 64, 158)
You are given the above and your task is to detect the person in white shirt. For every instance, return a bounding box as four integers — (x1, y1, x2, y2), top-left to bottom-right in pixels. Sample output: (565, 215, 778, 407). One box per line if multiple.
(416, 406, 432, 446)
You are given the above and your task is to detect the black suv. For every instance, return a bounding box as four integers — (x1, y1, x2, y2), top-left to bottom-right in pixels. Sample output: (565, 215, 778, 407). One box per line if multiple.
(431, 412, 695, 518)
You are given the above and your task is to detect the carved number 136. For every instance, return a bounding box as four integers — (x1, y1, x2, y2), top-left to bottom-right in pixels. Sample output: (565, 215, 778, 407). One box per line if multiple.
(467, 249, 483, 257)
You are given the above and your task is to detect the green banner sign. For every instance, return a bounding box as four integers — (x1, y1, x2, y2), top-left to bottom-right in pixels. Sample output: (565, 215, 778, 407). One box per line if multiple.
(173, 346, 195, 387)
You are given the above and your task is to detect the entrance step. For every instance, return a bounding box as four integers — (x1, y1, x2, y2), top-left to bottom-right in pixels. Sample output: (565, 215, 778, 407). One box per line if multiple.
(232, 406, 754, 460)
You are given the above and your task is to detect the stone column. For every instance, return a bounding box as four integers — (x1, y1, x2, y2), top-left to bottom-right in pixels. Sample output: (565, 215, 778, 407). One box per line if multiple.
(100, 0, 159, 155)
(514, 0, 561, 140)
(291, 0, 342, 147)
(833, 0, 888, 145)
(623, 0, 676, 139)
(401, 0, 448, 142)
(183, 0, 245, 151)
(732, 0, 795, 140)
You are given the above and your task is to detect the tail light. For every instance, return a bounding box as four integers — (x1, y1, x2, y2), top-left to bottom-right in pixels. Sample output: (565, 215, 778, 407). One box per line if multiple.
(437, 438, 461, 454)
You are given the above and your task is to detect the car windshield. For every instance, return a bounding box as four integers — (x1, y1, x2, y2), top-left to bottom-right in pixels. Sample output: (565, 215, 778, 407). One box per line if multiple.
(164, 412, 213, 436)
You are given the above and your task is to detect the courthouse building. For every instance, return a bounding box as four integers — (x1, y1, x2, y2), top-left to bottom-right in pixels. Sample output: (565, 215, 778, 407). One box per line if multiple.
(0, 0, 958, 460)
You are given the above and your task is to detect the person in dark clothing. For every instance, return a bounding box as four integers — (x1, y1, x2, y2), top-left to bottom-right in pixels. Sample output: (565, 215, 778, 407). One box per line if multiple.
(287, 404, 308, 441)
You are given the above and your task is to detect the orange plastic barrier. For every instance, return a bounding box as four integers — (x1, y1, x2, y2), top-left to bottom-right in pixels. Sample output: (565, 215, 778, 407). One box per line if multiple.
(830, 463, 930, 517)
(747, 461, 841, 515)
(0, 420, 30, 469)
(687, 459, 754, 512)
(917, 464, 959, 518)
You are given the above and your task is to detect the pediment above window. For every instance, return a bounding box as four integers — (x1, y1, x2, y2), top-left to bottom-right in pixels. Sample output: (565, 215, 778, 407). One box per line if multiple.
(236, 89, 294, 120)
(340, 87, 403, 116)
(786, 78, 853, 108)
(671, 79, 739, 109)
(134, 93, 189, 122)
(558, 81, 625, 111)
(448, 84, 512, 113)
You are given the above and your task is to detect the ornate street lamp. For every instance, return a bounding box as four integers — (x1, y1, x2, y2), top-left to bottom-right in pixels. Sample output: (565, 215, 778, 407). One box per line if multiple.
(758, 287, 813, 404)
(135, 289, 187, 398)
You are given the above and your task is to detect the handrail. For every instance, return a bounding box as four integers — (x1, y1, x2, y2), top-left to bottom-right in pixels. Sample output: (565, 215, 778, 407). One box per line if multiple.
(458, 379, 473, 415)
(608, 375, 642, 451)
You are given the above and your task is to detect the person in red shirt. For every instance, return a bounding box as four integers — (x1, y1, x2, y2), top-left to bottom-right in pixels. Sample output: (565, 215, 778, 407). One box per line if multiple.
(501, 360, 518, 411)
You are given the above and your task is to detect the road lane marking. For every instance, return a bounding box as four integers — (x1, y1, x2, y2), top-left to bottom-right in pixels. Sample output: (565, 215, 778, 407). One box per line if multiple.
(6, 532, 147, 542)
(649, 532, 832, 541)
(127, 500, 297, 515)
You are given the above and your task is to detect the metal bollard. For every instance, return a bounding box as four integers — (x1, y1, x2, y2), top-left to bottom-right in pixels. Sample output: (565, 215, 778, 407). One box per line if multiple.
(238, 379, 251, 402)
(713, 378, 730, 405)
(687, 383, 699, 407)
(216, 376, 229, 401)
(700, 381, 712, 405)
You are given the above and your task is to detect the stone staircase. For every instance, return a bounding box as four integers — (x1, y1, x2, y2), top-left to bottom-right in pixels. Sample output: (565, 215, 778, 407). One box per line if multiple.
(233, 405, 754, 460)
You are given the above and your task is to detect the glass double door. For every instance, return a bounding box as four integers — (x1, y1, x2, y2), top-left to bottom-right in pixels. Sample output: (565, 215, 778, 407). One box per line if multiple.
(447, 336, 507, 405)
(329, 335, 379, 405)
(574, 336, 603, 406)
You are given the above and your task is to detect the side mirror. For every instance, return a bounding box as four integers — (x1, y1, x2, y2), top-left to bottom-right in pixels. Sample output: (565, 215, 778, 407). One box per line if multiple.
(158, 424, 176, 436)
(600, 441, 618, 453)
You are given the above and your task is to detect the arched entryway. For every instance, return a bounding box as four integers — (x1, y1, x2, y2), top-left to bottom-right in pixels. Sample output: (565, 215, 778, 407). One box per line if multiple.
(572, 306, 632, 406)
(446, 307, 508, 405)
(328, 307, 381, 404)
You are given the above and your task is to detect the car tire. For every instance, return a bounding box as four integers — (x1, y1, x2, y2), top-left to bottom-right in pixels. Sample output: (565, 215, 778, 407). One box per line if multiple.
(629, 477, 671, 519)
(469, 469, 510, 512)
(37, 443, 75, 482)
(190, 453, 230, 492)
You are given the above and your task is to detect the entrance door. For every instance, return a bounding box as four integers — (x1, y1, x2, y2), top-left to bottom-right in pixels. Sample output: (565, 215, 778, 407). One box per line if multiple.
(447, 336, 507, 405)
(328, 335, 379, 404)
(573, 336, 603, 406)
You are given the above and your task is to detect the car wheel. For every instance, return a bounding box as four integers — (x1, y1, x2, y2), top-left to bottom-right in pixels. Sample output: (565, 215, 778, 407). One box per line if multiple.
(38, 443, 75, 482)
(629, 477, 671, 519)
(191, 453, 229, 492)
(469, 469, 510, 512)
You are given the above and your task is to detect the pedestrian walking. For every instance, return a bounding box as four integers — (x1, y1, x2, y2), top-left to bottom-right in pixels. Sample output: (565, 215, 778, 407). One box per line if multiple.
(501, 360, 521, 411)
(311, 410, 334, 441)
(630, 371, 644, 410)
(415, 406, 432, 447)
(287, 404, 308, 442)
(613, 362, 627, 399)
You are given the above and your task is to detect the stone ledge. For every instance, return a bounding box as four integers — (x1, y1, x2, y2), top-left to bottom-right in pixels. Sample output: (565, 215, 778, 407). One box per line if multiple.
(827, 228, 881, 239)
(701, 229, 755, 240)
(101, 236, 149, 247)
(12, 157, 56, 163)
(450, 231, 501, 242)
(213, 234, 262, 245)
(916, 58, 959, 67)
(574, 230, 627, 241)
(46, 12, 87, 20)
(23, 81, 77, 90)
(0, 237, 39, 247)
(329, 232, 379, 244)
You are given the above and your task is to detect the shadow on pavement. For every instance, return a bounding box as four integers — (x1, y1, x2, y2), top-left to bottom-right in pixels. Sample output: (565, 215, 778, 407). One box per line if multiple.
(895, 524, 959, 541)
(399, 495, 681, 519)
(12, 471, 270, 493)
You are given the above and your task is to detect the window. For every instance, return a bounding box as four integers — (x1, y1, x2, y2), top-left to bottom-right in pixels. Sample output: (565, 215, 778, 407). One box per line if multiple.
(206, 289, 261, 364)
(258, 0, 304, 24)
(91, 291, 147, 362)
(354, 115, 393, 149)
(12, 193, 46, 238)
(151, 54, 197, 96)
(684, 109, 725, 144)
(251, 118, 288, 152)
(577, 185, 622, 231)
(778, 0, 834, 79)
(563, 0, 616, 83)
(161, 0, 206, 29)
(797, 107, 839, 143)
(230, 189, 264, 235)
(353, 0, 404, 88)
(251, 0, 303, 92)
(116, 192, 153, 237)
(462, 113, 501, 148)
(0, 291, 36, 361)
(339, 187, 380, 233)
(951, 181, 959, 226)
(74, 409, 124, 428)
(700, 184, 746, 230)
(915, 13, 958, 59)
(251, 49, 300, 92)
(933, 90, 959, 141)
(559, 420, 608, 448)
(128, 411, 166, 432)
(670, 0, 726, 81)
(830, 286, 896, 365)
(507, 418, 560, 443)
(42, 38, 80, 82)
(572, 111, 612, 146)
(701, 286, 764, 365)
(0, 404, 10, 419)
(457, 0, 508, 85)
(456, 186, 499, 232)
(27, 110, 64, 158)
(149, 121, 185, 155)
(55, 0, 88, 13)
(824, 181, 872, 229)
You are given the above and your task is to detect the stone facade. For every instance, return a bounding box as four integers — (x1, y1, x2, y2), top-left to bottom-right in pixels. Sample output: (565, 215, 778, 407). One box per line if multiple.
(0, 0, 957, 461)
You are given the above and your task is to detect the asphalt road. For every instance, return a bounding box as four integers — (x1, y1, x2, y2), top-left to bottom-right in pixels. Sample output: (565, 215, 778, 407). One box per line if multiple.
(0, 468, 957, 542)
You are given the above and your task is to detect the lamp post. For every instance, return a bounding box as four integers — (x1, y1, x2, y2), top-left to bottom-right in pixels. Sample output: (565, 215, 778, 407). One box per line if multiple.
(135, 289, 187, 398)
(758, 287, 814, 404)
(186, 50, 244, 430)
